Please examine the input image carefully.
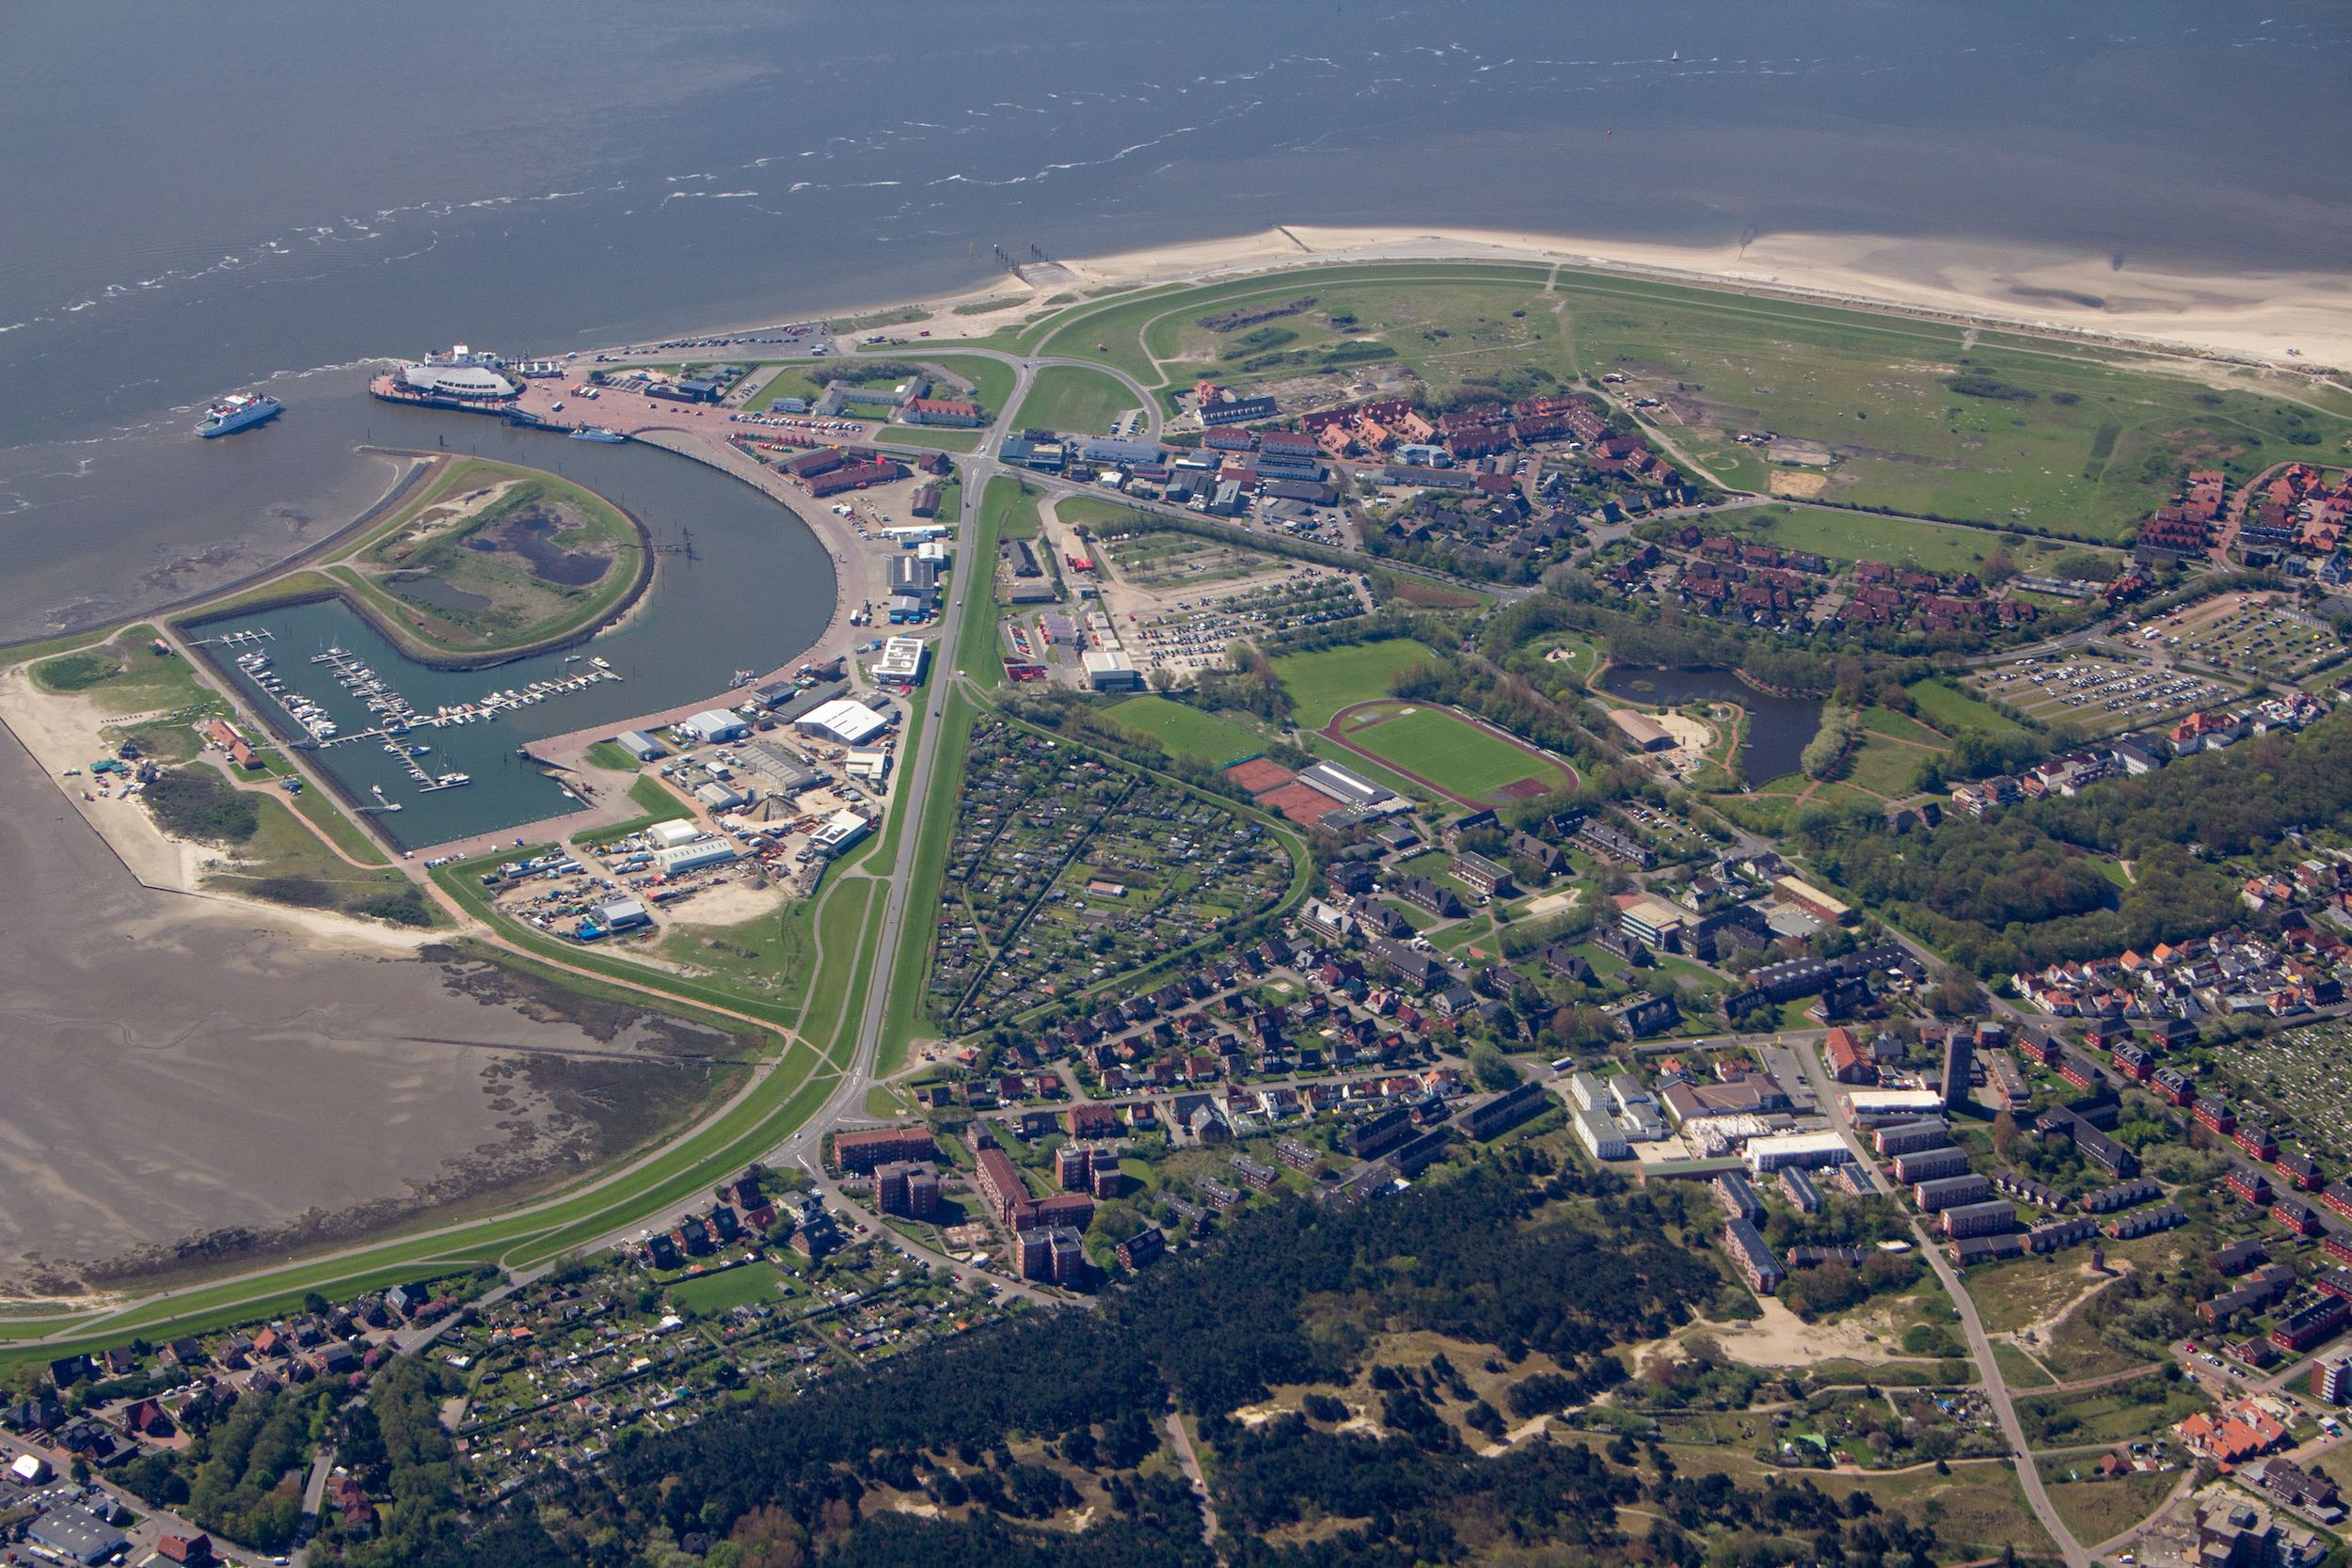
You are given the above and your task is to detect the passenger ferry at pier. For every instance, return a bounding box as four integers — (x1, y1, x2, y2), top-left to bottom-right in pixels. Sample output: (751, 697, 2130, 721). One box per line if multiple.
(569, 426, 626, 444)
(195, 392, 283, 438)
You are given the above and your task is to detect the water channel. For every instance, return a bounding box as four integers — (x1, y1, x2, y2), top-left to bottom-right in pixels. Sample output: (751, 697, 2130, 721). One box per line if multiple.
(1594, 665, 1823, 786)
(189, 403, 834, 849)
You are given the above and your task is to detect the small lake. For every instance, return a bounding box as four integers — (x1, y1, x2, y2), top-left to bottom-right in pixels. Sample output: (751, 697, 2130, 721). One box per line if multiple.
(189, 407, 835, 849)
(1595, 665, 1822, 786)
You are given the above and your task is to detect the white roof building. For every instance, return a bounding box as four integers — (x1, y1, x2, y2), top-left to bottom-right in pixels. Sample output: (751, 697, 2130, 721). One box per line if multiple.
(647, 820, 704, 849)
(654, 840, 739, 877)
(1845, 1088, 1947, 1121)
(796, 697, 889, 746)
(810, 809, 871, 859)
(676, 707, 750, 743)
(873, 637, 928, 685)
(1743, 1132, 1855, 1175)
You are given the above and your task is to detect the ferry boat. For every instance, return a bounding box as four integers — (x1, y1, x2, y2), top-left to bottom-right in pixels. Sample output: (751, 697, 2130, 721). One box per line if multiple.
(196, 392, 283, 438)
(570, 426, 626, 444)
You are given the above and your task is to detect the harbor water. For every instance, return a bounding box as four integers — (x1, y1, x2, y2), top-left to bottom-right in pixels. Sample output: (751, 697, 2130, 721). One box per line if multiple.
(188, 407, 834, 848)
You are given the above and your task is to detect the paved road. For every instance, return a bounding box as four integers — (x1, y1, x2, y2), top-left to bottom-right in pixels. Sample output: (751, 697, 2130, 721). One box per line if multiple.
(1787, 1035, 2089, 1568)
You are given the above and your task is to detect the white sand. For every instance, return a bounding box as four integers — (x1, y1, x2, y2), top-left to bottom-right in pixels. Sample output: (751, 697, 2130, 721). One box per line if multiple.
(899, 223, 2350, 372)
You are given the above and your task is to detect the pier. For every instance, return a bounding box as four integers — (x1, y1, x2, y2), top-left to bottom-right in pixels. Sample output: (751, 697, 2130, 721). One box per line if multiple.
(217, 630, 624, 800)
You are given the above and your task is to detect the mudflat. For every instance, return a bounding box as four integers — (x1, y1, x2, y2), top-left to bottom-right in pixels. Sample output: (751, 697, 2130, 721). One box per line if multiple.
(0, 722, 738, 1296)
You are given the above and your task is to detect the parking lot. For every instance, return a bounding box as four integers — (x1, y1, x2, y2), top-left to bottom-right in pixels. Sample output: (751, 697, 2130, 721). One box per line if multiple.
(2150, 591, 2337, 678)
(1966, 651, 2231, 733)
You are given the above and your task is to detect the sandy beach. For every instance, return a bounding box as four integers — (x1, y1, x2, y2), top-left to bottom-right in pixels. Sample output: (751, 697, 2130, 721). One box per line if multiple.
(912, 223, 2352, 372)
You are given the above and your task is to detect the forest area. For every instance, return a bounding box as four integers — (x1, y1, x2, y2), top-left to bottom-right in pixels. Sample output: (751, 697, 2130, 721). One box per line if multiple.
(258, 1150, 1960, 1568)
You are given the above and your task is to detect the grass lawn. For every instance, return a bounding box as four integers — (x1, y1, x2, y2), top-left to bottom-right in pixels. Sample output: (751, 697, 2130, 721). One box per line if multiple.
(1271, 638, 1441, 730)
(1532, 632, 1601, 685)
(886, 426, 984, 453)
(1010, 365, 1139, 436)
(1342, 704, 1571, 800)
(1723, 503, 2117, 576)
(1990, 1339, 2056, 1390)
(914, 354, 1017, 413)
(1104, 695, 1266, 767)
(2014, 1382, 2205, 1448)
(749, 363, 831, 410)
(31, 627, 224, 719)
(876, 694, 970, 1075)
(1841, 733, 1934, 800)
(652, 894, 811, 1008)
(1907, 678, 2032, 739)
(1554, 266, 2342, 540)
(2041, 1471, 2179, 1547)
(1860, 705, 1951, 745)
(199, 784, 438, 927)
(665, 1260, 788, 1315)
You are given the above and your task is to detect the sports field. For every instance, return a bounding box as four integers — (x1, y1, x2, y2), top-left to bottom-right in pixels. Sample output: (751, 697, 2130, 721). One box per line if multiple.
(1335, 702, 1572, 803)
(1271, 638, 1439, 729)
(1106, 695, 1266, 766)
(1009, 365, 1138, 436)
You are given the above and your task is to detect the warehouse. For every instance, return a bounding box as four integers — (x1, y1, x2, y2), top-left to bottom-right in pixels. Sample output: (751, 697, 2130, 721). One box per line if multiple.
(675, 707, 750, 745)
(655, 839, 740, 878)
(592, 896, 652, 933)
(613, 729, 668, 763)
(649, 819, 705, 849)
(744, 741, 824, 795)
(1083, 649, 1146, 692)
(27, 1507, 127, 1565)
(1078, 436, 1165, 467)
(796, 697, 891, 746)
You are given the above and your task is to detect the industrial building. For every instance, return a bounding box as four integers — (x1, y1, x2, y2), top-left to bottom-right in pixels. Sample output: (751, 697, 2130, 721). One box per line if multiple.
(26, 1508, 127, 1566)
(797, 697, 891, 746)
(872, 636, 928, 687)
(613, 729, 668, 763)
(592, 896, 651, 933)
(1083, 649, 1146, 692)
(810, 809, 871, 859)
(675, 707, 751, 744)
(655, 839, 740, 878)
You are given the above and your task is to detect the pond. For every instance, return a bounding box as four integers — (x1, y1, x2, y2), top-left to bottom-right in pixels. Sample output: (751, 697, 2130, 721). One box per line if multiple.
(1595, 665, 1822, 786)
